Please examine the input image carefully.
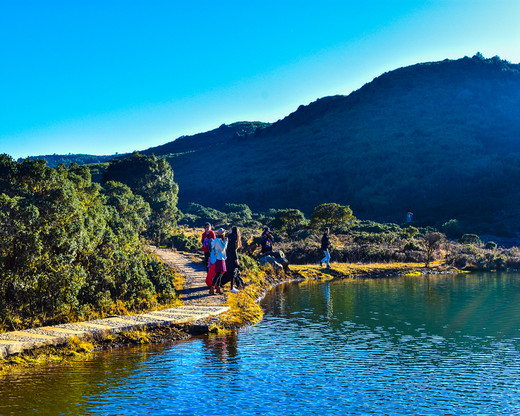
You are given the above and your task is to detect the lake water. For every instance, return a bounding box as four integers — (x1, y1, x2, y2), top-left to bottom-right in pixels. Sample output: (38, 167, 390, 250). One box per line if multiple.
(2, 272, 520, 415)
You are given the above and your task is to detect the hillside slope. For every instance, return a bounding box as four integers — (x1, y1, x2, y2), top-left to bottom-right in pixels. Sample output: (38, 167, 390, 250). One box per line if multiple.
(154, 55, 520, 234)
(25, 54, 520, 234)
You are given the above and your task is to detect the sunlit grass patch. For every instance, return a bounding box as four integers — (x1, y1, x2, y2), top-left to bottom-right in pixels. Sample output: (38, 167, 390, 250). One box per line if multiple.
(292, 260, 447, 279)
(64, 336, 95, 356)
(0, 336, 96, 374)
(120, 329, 151, 344)
(220, 283, 264, 328)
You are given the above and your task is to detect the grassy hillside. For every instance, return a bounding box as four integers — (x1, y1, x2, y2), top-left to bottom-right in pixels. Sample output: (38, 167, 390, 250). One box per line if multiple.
(24, 54, 520, 235)
(156, 55, 520, 234)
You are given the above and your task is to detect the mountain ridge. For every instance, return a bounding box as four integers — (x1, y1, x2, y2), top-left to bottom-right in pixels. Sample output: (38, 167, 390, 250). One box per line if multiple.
(20, 54, 520, 234)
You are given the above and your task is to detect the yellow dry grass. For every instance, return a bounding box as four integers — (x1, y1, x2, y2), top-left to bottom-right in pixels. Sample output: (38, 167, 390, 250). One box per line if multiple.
(291, 260, 447, 280)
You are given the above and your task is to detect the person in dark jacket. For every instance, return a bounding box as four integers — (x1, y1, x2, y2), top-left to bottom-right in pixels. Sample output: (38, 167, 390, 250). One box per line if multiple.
(320, 227, 331, 268)
(260, 226, 274, 255)
(201, 222, 216, 271)
(225, 226, 242, 293)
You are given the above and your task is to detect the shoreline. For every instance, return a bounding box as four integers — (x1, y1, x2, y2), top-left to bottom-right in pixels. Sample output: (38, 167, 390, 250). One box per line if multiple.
(0, 258, 462, 374)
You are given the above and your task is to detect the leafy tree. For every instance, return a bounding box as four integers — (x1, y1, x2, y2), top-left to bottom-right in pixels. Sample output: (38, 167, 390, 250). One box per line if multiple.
(102, 153, 181, 243)
(271, 208, 307, 232)
(403, 226, 419, 239)
(459, 234, 481, 245)
(222, 203, 253, 220)
(421, 232, 445, 267)
(86, 162, 109, 183)
(442, 219, 463, 239)
(183, 203, 225, 225)
(101, 181, 150, 232)
(485, 241, 498, 250)
(311, 203, 356, 230)
(0, 155, 177, 330)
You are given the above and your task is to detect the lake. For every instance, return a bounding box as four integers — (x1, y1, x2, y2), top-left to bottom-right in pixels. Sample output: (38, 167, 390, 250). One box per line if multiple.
(2, 272, 520, 415)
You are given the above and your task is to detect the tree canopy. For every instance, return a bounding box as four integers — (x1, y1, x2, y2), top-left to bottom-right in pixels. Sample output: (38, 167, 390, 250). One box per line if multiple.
(311, 203, 356, 230)
(0, 155, 177, 331)
(102, 152, 182, 243)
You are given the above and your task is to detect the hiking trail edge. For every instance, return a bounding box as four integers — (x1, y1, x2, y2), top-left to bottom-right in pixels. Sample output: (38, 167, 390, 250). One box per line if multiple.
(0, 248, 228, 359)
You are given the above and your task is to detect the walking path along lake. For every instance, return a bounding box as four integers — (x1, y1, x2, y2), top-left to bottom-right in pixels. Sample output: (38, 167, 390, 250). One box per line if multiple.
(0, 248, 229, 359)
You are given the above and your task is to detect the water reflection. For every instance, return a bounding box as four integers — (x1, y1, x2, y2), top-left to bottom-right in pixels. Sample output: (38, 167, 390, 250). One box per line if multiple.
(2, 272, 520, 415)
(202, 332, 239, 366)
(266, 273, 520, 345)
(0, 342, 191, 416)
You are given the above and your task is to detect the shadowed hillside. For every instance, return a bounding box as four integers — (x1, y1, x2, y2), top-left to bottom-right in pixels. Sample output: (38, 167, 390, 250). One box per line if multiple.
(24, 54, 520, 234)
(150, 55, 520, 234)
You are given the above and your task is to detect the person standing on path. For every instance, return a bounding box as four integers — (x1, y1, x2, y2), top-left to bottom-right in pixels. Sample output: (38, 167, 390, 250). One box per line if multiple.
(212, 228, 228, 294)
(201, 222, 216, 271)
(320, 227, 331, 268)
(226, 226, 242, 293)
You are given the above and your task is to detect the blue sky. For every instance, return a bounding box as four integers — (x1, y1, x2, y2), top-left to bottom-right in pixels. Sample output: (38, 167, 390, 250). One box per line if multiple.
(1, 0, 519, 159)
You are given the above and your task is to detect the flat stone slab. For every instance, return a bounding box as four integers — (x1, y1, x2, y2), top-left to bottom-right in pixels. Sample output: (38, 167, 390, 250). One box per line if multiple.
(0, 250, 230, 359)
(0, 305, 229, 359)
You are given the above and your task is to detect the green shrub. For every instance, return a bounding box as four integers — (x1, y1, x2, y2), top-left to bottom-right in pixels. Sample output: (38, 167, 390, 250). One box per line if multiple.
(167, 232, 200, 252)
(402, 226, 419, 239)
(270, 208, 307, 232)
(442, 219, 463, 239)
(459, 234, 481, 245)
(0, 156, 178, 330)
(404, 241, 421, 251)
(485, 241, 498, 250)
(182, 203, 225, 226)
(102, 153, 181, 244)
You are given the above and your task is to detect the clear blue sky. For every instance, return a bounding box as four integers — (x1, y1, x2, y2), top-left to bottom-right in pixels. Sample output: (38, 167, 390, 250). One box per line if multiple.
(1, 0, 519, 159)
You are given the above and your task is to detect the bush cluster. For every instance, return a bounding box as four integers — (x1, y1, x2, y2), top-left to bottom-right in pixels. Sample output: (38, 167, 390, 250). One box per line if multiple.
(180, 202, 520, 272)
(0, 155, 179, 331)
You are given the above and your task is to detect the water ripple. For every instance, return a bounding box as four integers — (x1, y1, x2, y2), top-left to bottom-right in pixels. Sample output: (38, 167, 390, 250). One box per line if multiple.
(3, 273, 520, 415)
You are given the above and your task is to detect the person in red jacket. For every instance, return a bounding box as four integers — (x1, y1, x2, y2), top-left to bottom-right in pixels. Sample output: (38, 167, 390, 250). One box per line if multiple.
(201, 222, 216, 271)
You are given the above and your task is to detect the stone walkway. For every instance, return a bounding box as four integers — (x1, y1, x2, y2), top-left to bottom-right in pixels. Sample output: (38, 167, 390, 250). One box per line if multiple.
(150, 247, 226, 306)
(0, 249, 228, 359)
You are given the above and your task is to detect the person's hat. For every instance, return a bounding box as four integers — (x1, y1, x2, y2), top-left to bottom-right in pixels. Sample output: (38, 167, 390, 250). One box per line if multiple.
(217, 228, 225, 235)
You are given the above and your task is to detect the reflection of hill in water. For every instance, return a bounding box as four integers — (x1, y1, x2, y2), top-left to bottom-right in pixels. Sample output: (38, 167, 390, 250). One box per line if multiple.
(264, 273, 520, 345)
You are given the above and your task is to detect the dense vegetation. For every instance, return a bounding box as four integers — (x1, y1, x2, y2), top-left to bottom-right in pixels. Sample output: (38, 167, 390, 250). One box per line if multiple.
(102, 152, 182, 243)
(176, 201, 520, 272)
(0, 155, 180, 331)
(151, 55, 520, 237)
(2, 153, 519, 333)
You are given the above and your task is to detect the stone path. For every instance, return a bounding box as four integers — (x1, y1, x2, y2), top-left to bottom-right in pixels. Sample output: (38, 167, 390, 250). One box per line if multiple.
(0, 249, 228, 359)
(150, 247, 227, 306)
